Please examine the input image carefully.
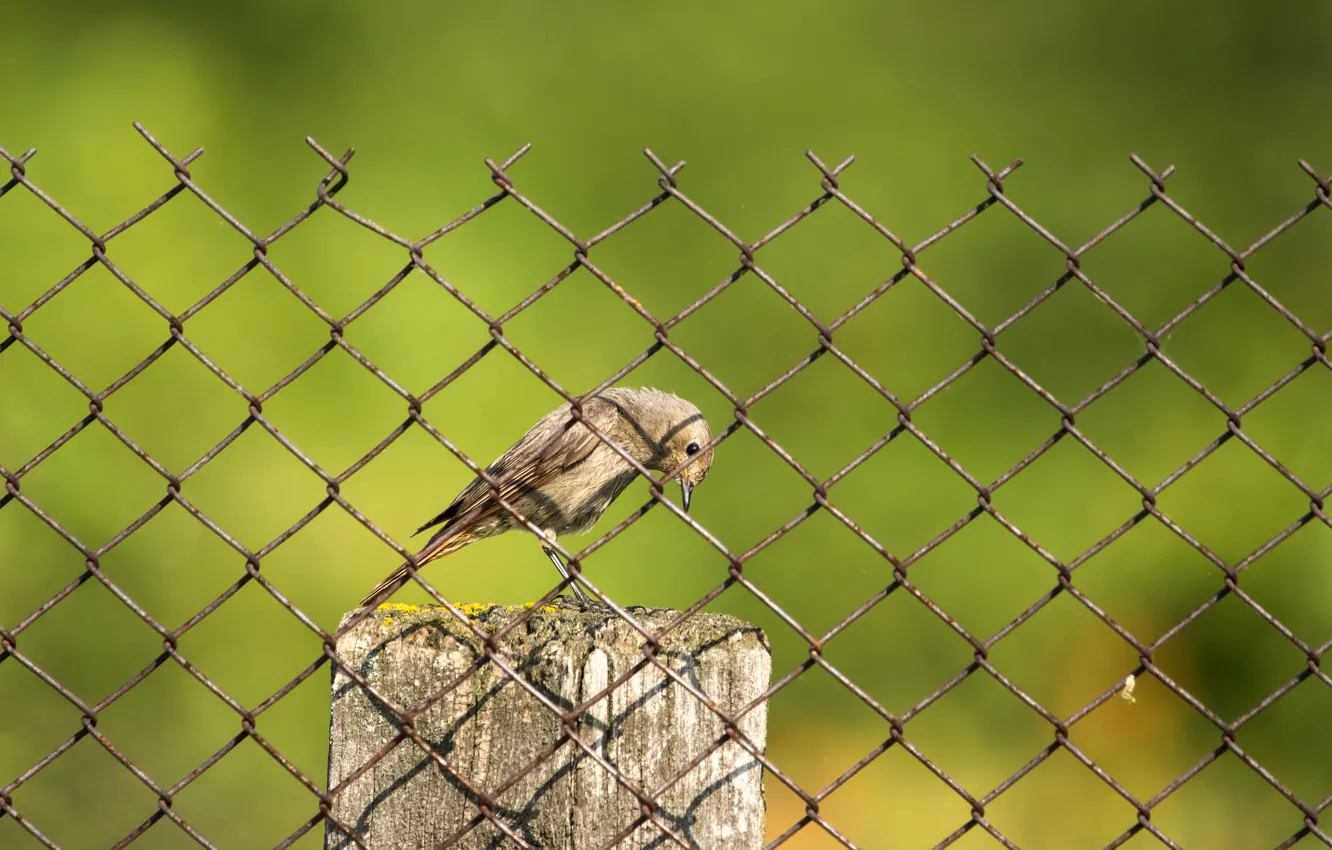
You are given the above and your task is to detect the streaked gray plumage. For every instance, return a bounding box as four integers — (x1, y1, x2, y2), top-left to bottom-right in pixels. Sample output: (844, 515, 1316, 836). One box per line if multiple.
(361, 387, 714, 608)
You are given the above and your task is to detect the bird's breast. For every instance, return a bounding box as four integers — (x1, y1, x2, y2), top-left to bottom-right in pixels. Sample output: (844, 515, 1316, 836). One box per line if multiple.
(561, 466, 637, 533)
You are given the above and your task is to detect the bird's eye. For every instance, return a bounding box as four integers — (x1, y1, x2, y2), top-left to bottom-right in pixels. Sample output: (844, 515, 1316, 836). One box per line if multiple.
(686, 442, 701, 456)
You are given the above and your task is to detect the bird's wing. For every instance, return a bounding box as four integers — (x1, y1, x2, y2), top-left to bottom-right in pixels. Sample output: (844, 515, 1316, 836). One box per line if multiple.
(413, 397, 623, 540)
(359, 397, 627, 609)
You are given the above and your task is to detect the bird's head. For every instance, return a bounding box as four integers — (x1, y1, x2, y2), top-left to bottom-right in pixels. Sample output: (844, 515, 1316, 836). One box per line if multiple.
(605, 387, 715, 514)
(659, 403, 714, 514)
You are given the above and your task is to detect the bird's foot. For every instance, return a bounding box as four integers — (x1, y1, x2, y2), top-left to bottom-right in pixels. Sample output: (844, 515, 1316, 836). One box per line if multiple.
(551, 592, 612, 614)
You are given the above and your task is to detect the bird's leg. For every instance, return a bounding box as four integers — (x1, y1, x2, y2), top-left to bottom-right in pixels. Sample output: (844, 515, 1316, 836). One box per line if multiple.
(542, 540, 594, 607)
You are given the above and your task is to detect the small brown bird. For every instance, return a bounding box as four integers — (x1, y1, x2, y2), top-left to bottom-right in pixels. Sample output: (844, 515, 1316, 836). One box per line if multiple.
(360, 387, 714, 608)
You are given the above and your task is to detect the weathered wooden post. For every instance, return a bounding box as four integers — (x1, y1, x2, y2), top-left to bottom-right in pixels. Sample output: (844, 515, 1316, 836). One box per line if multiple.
(326, 603, 771, 849)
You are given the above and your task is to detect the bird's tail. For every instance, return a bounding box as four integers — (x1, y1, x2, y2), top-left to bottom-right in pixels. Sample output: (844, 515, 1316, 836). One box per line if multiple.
(358, 534, 466, 609)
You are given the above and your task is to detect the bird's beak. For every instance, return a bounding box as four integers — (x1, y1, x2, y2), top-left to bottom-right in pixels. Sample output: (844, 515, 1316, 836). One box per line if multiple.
(680, 479, 693, 513)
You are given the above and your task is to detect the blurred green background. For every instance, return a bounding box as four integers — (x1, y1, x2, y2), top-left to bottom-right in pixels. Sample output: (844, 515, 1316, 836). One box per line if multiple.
(3, 1, 1332, 847)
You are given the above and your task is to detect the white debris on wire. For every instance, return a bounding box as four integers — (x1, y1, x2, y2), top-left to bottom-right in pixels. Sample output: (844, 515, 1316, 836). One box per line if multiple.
(1121, 674, 1137, 704)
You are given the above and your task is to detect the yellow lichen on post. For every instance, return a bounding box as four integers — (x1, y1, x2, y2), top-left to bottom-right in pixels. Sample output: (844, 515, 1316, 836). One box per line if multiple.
(521, 601, 559, 614)
(374, 602, 420, 627)
(457, 602, 496, 619)
(373, 601, 557, 627)
(375, 602, 420, 614)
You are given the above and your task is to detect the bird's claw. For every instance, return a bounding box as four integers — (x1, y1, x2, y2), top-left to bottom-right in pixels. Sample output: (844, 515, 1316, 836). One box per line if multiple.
(550, 592, 611, 614)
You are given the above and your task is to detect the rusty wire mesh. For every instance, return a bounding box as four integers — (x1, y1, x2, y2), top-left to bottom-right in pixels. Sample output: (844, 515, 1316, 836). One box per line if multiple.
(2, 124, 1331, 850)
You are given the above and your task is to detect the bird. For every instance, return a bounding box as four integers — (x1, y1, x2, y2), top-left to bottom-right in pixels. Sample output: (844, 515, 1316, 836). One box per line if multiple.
(360, 387, 714, 609)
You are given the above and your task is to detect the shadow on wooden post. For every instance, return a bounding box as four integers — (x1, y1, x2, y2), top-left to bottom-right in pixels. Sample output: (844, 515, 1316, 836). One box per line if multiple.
(326, 603, 771, 849)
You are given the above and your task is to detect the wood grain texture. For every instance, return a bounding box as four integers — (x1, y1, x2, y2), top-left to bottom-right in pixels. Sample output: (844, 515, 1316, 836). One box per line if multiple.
(326, 603, 770, 850)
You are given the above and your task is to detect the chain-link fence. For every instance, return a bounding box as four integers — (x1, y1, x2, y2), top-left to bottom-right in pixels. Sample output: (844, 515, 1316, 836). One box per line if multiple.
(2, 125, 1330, 849)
